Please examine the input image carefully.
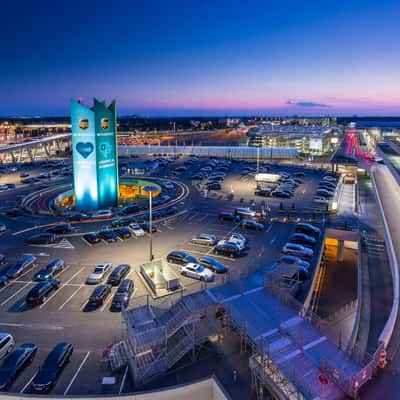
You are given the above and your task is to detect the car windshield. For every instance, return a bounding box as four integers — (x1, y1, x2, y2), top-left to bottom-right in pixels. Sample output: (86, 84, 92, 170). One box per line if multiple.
(94, 267, 104, 274)
(195, 265, 205, 272)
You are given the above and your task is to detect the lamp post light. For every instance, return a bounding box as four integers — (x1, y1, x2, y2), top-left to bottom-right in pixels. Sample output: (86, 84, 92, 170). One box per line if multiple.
(144, 185, 158, 262)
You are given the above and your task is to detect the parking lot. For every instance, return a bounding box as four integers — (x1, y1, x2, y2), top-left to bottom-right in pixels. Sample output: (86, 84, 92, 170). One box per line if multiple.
(0, 154, 332, 395)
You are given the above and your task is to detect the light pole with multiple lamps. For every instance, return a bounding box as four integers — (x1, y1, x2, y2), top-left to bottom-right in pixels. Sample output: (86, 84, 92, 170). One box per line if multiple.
(144, 185, 158, 261)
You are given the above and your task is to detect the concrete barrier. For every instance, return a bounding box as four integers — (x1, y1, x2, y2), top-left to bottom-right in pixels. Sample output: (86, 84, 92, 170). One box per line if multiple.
(370, 165, 400, 351)
(0, 375, 229, 400)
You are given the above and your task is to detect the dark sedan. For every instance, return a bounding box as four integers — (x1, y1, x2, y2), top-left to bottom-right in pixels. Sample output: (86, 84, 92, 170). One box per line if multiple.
(199, 256, 227, 273)
(111, 279, 134, 310)
(240, 219, 264, 231)
(167, 251, 197, 265)
(99, 229, 119, 243)
(83, 232, 101, 244)
(31, 342, 73, 392)
(0, 343, 38, 391)
(88, 284, 112, 307)
(114, 227, 132, 239)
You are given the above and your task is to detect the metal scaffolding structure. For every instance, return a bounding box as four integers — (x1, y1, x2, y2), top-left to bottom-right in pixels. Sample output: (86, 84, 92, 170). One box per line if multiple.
(122, 290, 219, 386)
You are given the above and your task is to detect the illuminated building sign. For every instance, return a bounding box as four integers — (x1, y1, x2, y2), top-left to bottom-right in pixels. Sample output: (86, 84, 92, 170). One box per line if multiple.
(71, 99, 119, 210)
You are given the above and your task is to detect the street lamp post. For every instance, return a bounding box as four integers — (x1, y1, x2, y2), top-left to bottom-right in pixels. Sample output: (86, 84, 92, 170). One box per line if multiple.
(144, 185, 158, 262)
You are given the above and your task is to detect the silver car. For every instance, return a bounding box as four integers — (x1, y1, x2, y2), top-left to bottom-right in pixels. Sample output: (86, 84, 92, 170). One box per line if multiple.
(191, 233, 217, 246)
(86, 262, 112, 284)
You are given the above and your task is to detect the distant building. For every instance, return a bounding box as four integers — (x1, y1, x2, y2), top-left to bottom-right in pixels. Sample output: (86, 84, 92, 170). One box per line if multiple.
(247, 122, 339, 155)
(71, 99, 119, 210)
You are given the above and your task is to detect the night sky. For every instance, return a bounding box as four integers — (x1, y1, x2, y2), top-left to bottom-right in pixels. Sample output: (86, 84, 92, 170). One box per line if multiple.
(2, 0, 400, 116)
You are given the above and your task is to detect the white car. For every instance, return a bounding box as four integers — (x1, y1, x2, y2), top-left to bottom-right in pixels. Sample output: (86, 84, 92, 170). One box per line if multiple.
(129, 223, 145, 237)
(92, 209, 113, 219)
(227, 233, 246, 250)
(180, 263, 214, 282)
(0, 185, 9, 191)
(313, 196, 330, 205)
(0, 224, 6, 233)
(282, 243, 314, 259)
(86, 262, 112, 284)
(235, 207, 256, 218)
(191, 233, 217, 246)
(0, 333, 14, 359)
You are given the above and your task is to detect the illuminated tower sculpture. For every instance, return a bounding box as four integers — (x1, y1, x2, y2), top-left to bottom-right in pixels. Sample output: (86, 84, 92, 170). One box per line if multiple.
(70, 99, 119, 210)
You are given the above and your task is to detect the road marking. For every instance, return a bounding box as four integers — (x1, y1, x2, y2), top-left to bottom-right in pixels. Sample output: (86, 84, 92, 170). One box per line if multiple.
(119, 365, 129, 394)
(64, 266, 85, 285)
(1, 281, 32, 306)
(58, 286, 83, 310)
(81, 237, 92, 247)
(30, 238, 75, 249)
(63, 351, 91, 396)
(20, 371, 37, 393)
(0, 322, 24, 327)
(39, 285, 63, 308)
(270, 235, 277, 244)
(266, 225, 272, 233)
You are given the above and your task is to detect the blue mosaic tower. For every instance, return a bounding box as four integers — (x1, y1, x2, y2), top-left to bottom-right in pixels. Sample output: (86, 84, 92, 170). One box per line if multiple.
(70, 99, 119, 210)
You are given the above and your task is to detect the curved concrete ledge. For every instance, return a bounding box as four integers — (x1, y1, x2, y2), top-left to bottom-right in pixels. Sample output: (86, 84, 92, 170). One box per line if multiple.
(1, 376, 229, 400)
(370, 165, 400, 350)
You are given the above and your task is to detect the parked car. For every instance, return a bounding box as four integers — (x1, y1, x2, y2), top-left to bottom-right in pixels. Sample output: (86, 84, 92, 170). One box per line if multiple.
(282, 243, 314, 259)
(31, 342, 73, 392)
(289, 233, 316, 247)
(83, 232, 101, 244)
(240, 219, 264, 231)
(111, 279, 134, 310)
(199, 256, 227, 273)
(5, 208, 23, 217)
(86, 262, 112, 284)
(99, 229, 119, 243)
(92, 209, 113, 219)
(6, 255, 37, 279)
(26, 233, 57, 245)
(0, 334, 14, 360)
(0, 224, 6, 233)
(218, 211, 240, 222)
(114, 227, 132, 239)
(159, 181, 174, 190)
(0, 276, 8, 288)
(255, 188, 272, 197)
(206, 181, 221, 190)
(140, 222, 157, 233)
(0, 343, 37, 391)
(227, 232, 246, 250)
(213, 241, 241, 258)
(120, 204, 140, 215)
(167, 251, 197, 265)
(33, 258, 65, 281)
(295, 223, 321, 238)
(278, 255, 310, 271)
(235, 207, 257, 218)
(88, 284, 112, 307)
(107, 264, 131, 286)
(129, 223, 145, 237)
(180, 263, 214, 281)
(64, 213, 89, 222)
(272, 190, 291, 198)
(45, 224, 72, 235)
(316, 188, 334, 198)
(26, 279, 60, 305)
(191, 233, 218, 246)
(313, 196, 330, 205)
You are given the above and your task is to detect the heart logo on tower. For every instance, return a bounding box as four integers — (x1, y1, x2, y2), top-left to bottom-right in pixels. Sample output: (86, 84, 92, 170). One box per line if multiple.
(76, 142, 94, 159)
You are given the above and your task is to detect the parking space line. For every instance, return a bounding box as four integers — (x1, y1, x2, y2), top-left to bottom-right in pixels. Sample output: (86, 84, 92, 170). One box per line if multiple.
(20, 371, 37, 393)
(100, 291, 115, 312)
(1, 281, 32, 306)
(270, 235, 277, 244)
(81, 237, 92, 247)
(63, 351, 91, 396)
(64, 266, 85, 285)
(58, 286, 83, 310)
(119, 365, 129, 394)
(39, 285, 64, 308)
(17, 264, 38, 280)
